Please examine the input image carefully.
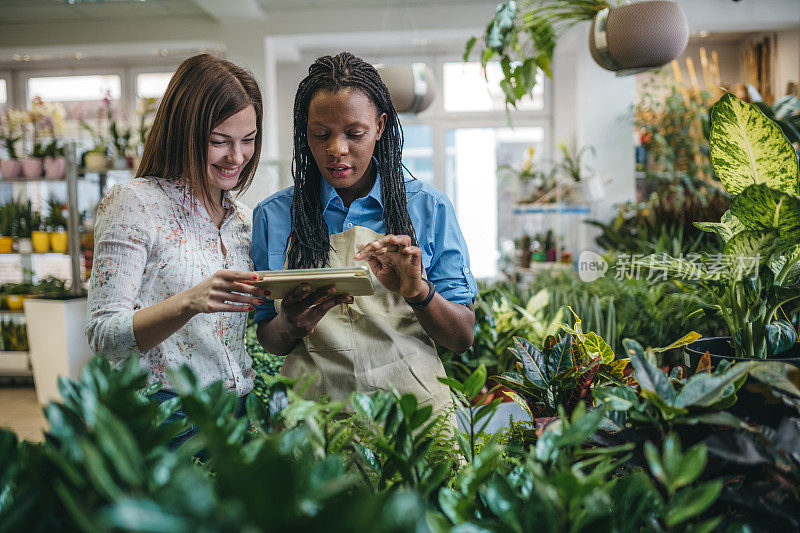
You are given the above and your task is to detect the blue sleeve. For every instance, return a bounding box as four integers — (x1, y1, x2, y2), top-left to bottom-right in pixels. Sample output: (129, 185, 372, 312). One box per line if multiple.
(425, 194, 477, 306)
(251, 203, 277, 322)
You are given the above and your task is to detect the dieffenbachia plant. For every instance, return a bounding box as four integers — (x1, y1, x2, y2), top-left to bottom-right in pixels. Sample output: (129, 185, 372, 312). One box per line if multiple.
(638, 93, 800, 359)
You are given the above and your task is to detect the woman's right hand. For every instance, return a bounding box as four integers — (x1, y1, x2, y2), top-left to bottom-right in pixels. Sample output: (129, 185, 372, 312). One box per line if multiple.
(277, 284, 353, 338)
(182, 270, 269, 315)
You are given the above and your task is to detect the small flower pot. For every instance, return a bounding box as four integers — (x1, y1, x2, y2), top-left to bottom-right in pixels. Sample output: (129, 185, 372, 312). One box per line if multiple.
(6, 294, 27, 311)
(84, 152, 109, 171)
(49, 231, 69, 253)
(0, 159, 22, 179)
(20, 157, 43, 178)
(31, 231, 49, 253)
(43, 156, 66, 179)
(17, 237, 32, 255)
(0, 236, 14, 253)
(685, 337, 800, 427)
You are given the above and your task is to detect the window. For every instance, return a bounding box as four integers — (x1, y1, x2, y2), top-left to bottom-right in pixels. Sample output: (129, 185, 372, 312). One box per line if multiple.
(0, 79, 6, 109)
(446, 126, 546, 279)
(28, 74, 121, 102)
(401, 123, 433, 183)
(443, 61, 544, 113)
(27, 74, 122, 139)
(136, 72, 173, 99)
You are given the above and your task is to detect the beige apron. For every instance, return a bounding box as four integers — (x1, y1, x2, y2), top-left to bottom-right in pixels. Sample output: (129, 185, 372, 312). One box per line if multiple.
(277, 225, 453, 419)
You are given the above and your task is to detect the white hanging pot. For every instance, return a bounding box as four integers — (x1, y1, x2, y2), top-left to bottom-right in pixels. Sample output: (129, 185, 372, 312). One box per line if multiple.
(376, 63, 435, 114)
(589, 0, 689, 74)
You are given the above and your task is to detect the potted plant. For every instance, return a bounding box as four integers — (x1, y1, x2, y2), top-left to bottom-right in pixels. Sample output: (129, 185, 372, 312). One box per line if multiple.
(2, 281, 34, 311)
(30, 210, 48, 253)
(42, 138, 66, 179)
(45, 195, 69, 254)
(109, 119, 132, 169)
(0, 201, 13, 253)
(639, 93, 800, 362)
(19, 143, 43, 178)
(10, 197, 36, 254)
(515, 233, 533, 268)
(0, 108, 25, 179)
(467, 1, 687, 109)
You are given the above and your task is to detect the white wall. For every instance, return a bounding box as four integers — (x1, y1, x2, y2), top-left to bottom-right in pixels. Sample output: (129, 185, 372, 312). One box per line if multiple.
(775, 27, 800, 97)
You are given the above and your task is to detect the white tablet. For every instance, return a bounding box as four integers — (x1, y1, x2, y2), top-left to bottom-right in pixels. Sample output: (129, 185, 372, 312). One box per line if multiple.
(253, 266, 374, 299)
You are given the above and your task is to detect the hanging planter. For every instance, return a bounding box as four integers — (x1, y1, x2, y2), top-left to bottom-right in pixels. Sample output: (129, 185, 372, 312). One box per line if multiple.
(467, 1, 689, 109)
(589, 0, 689, 74)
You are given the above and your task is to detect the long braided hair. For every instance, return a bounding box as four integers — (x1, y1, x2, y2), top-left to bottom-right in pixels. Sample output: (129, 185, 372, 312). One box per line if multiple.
(287, 52, 416, 268)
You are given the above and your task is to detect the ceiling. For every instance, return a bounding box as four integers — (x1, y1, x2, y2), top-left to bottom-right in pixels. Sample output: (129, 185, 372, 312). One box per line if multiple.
(0, 0, 210, 24)
(0, 0, 498, 24)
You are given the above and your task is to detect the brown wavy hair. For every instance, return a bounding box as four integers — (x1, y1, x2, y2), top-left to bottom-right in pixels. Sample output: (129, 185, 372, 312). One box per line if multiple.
(136, 54, 263, 205)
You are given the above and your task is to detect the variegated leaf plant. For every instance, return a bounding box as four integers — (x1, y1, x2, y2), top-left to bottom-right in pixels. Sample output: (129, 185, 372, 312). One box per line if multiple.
(637, 93, 800, 359)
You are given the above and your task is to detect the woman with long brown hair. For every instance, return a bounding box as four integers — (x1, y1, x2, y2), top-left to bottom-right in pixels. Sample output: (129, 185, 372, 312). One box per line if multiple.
(86, 54, 267, 414)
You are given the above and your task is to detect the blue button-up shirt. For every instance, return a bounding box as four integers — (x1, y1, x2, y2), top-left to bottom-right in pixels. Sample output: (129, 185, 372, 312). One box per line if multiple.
(251, 171, 477, 323)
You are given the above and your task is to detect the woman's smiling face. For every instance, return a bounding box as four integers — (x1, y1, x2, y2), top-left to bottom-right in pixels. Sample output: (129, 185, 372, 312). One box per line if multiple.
(206, 105, 257, 195)
(306, 87, 386, 205)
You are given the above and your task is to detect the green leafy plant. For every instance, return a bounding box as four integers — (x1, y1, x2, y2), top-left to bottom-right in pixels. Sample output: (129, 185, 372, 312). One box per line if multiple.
(753, 94, 800, 146)
(491, 311, 634, 421)
(439, 364, 503, 463)
(0, 318, 28, 351)
(45, 195, 68, 232)
(33, 276, 70, 299)
(465, 0, 616, 109)
(109, 120, 131, 159)
(639, 93, 800, 358)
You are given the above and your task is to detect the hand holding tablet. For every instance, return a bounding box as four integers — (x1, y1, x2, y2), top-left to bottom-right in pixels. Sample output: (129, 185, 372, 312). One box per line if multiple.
(252, 266, 374, 299)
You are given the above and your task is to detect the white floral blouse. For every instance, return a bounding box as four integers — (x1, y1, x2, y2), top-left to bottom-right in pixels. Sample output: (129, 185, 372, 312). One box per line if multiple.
(86, 176, 255, 396)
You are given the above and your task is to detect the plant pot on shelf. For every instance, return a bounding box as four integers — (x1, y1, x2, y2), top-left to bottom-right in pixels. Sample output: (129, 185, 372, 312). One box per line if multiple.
(17, 237, 32, 254)
(518, 249, 533, 269)
(20, 157, 43, 178)
(49, 231, 68, 253)
(0, 159, 21, 179)
(31, 231, 49, 253)
(43, 156, 66, 179)
(24, 297, 92, 405)
(5, 294, 27, 311)
(0, 236, 13, 253)
(685, 337, 800, 427)
(84, 152, 109, 171)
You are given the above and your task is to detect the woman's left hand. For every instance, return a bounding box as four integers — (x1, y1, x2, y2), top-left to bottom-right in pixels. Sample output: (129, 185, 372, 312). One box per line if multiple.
(354, 234, 429, 300)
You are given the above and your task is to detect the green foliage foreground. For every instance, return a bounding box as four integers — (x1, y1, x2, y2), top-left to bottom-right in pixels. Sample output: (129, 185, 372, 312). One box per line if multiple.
(2, 344, 800, 532)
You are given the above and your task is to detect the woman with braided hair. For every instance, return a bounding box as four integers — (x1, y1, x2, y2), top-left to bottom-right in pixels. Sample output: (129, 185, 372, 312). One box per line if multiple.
(252, 52, 476, 418)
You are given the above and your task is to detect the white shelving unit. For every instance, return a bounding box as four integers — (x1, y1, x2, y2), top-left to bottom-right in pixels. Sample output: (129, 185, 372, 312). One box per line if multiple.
(512, 202, 591, 267)
(0, 144, 100, 379)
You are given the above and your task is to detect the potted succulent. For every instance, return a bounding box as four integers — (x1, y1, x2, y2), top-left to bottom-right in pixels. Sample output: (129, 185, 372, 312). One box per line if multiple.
(0, 108, 25, 179)
(45, 195, 69, 254)
(640, 93, 800, 362)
